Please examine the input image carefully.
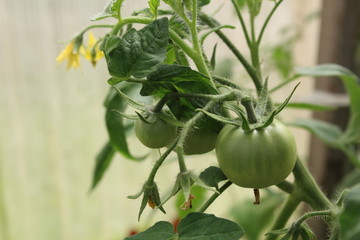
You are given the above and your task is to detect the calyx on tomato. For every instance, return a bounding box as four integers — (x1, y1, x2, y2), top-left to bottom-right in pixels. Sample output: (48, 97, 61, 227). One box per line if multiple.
(215, 119, 297, 188)
(135, 111, 178, 149)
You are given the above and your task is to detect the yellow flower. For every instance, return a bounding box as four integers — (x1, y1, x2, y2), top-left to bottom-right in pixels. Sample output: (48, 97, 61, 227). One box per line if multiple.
(81, 32, 104, 66)
(56, 41, 82, 70)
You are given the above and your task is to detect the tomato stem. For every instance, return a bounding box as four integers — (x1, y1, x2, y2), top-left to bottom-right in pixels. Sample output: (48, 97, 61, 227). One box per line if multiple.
(253, 189, 260, 205)
(241, 98, 258, 124)
(198, 181, 232, 213)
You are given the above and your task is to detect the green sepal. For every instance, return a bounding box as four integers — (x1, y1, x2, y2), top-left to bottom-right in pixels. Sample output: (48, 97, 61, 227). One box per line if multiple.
(135, 111, 155, 124)
(259, 82, 300, 129)
(110, 109, 139, 120)
(238, 110, 251, 131)
(157, 110, 184, 127)
(136, 181, 166, 221)
(196, 108, 242, 127)
(223, 102, 246, 118)
(113, 86, 148, 111)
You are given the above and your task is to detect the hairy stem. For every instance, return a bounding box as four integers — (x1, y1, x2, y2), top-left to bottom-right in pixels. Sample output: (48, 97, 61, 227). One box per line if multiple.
(293, 158, 332, 209)
(199, 14, 263, 94)
(266, 195, 301, 240)
(198, 181, 232, 213)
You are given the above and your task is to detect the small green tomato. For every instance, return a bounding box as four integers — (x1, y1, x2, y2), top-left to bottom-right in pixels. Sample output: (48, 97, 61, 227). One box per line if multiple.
(135, 113, 177, 149)
(215, 120, 297, 189)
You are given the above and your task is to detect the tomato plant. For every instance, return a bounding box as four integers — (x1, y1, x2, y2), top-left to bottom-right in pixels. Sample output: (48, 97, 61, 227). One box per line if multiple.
(216, 120, 297, 189)
(57, 0, 360, 239)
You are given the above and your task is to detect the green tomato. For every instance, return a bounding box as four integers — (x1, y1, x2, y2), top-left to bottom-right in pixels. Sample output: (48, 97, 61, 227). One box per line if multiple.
(215, 120, 297, 189)
(183, 127, 218, 155)
(135, 114, 177, 149)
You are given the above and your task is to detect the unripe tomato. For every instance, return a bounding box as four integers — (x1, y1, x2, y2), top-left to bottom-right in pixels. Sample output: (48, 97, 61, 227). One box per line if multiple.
(135, 114, 177, 149)
(215, 120, 297, 188)
(183, 127, 218, 155)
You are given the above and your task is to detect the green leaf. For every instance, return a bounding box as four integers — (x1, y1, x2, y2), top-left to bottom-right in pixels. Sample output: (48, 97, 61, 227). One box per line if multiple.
(91, 0, 125, 21)
(199, 166, 227, 190)
(295, 64, 360, 144)
(200, 25, 236, 45)
(284, 102, 336, 111)
(178, 212, 244, 239)
(289, 119, 360, 168)
(105, 88, 145, 161)
(199, 0, 211, 7)
(104, 18, 169, 79)
(90, 141, 115, 190)
(148, 0, 160, 18)
(124, 221, 175, 240)
(338, 185, 360, 240)
(127, 212, 244, 240)
(140, 64, 217, 120)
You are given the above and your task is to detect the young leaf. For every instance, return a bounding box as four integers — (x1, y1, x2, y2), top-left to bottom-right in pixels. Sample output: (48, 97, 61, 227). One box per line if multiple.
(91, 0, 125, 21)
(199, 166, 228, 190)
(90, 141, 115, 191)
(104, 18, 169, 79)
(148, 0, 160, 18)
(338, 185, 360, 240)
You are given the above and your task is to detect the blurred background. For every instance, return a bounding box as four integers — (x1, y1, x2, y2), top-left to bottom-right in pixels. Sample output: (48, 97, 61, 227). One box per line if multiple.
(1, 0, 358, 239)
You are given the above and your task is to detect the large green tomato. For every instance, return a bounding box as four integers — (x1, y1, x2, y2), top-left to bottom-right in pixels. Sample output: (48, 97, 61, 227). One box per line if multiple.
(135, 115, 177, 149)
(215, 120, 297, 189)
(183, 127, 218, 155)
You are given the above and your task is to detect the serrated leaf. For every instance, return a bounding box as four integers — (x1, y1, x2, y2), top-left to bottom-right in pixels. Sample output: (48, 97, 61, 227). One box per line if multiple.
(104, 18, 169, 78)
(90, 141, 115, 191)
(91, 0, 125, 21)
(178, 212, 244, 239)
(199, 166, 227, 189)
(338, 185, 360, 240)
(124, 221, 175, 240)
(289, 119, 360, 168)
(295, 64, 360, 144)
